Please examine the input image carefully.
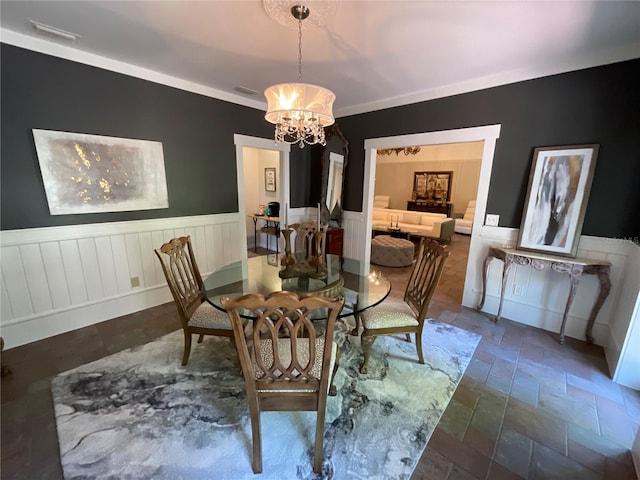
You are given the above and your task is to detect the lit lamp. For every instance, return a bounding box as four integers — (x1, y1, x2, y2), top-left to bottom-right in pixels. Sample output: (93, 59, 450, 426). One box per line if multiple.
(264, 5, 335, 148)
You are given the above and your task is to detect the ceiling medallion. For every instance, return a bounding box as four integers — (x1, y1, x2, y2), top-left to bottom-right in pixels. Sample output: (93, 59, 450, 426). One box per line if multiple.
(263, 3, 336, 148)
(263, 0, 337, 29)
(378, 147, 422, 156)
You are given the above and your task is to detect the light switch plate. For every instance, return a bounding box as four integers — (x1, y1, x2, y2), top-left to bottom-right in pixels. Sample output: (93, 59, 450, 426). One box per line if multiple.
(485, 214, 499, 226)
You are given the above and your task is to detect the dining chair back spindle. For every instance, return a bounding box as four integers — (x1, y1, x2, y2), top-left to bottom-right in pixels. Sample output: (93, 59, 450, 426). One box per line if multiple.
(290, 221, 327, 259)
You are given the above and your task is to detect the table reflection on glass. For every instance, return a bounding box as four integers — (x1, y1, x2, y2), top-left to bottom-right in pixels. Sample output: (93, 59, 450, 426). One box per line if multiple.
(204, 253, 391, 319)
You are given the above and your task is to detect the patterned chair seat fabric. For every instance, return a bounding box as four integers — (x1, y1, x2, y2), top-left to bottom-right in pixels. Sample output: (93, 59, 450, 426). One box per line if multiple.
(188, 302, 233, 330)
(359, 296, 419, 329)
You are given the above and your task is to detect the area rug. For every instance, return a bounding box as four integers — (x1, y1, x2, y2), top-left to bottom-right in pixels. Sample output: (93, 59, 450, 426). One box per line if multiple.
(52, 318, 480, 480)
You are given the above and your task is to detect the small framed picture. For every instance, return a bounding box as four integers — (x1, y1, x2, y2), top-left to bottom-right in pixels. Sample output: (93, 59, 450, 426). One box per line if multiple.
(517, 144, 599, 257)
(265, 168, 276, 192)
(267, 253, 279, 266)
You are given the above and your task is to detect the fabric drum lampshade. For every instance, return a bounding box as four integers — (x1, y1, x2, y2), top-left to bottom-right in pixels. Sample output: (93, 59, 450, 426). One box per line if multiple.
(264, 83, 335, 128)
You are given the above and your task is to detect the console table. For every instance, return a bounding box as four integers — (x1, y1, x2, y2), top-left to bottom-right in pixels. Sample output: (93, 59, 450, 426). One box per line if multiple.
(248, 214, 280, 253)
(477, 246, 611, 345)
(407, 200, 452, 216)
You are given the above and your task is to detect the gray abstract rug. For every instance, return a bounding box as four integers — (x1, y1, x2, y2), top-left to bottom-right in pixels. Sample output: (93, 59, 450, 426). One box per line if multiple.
(52, 318, 480, 479)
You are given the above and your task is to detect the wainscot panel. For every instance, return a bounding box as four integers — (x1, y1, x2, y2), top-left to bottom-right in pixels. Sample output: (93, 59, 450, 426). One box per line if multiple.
(1, 214, 243, 348)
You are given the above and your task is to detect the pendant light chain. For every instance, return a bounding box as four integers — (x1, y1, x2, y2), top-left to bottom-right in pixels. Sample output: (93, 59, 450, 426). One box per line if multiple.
(298, 15, 303, 81)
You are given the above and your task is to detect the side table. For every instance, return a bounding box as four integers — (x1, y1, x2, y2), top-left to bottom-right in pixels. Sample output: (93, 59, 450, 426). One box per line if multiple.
(477, 246, 611, 345)
(248, 214, 280, 253)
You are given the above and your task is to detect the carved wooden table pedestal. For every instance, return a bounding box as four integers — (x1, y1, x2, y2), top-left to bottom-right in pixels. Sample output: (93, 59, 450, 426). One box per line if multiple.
(477, 246, 611, 345)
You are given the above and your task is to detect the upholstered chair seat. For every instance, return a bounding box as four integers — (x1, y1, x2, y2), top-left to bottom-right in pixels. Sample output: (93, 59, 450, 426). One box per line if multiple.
(358, 297, 419, 329)
(188, 302, 233, 330)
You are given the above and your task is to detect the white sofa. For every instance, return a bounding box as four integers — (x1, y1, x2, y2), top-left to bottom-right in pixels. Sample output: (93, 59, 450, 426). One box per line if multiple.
(454, 200, 476, 234)
(372, 207, 455, 242)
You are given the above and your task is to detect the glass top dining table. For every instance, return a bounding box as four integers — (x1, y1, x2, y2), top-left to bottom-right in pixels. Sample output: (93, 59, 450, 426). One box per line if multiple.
(204, 253, 391, 319)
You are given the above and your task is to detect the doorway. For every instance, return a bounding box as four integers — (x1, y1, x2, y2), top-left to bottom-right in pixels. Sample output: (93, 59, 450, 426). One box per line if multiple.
(233, 135, 290, 257)
(372, 141, 484, 303)
(361, 125, 501, 308)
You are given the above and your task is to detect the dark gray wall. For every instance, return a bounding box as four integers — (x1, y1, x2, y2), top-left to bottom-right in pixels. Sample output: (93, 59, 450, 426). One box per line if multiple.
(339, 59, 640, 238)
(0, 44, 310, 230)
(3, 44, 639, 239)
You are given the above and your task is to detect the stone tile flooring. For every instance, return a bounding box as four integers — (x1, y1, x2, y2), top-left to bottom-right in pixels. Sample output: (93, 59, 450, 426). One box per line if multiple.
(1, 234, 638, 479)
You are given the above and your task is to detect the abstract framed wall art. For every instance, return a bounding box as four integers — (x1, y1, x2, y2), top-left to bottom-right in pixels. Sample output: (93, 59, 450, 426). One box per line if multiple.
(32, 129, 168, 215)
(517, 144, 599, 257)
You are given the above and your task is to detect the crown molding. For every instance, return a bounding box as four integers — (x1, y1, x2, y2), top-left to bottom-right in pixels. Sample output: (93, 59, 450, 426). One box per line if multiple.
(335, 43, 640, 118)
(2, 27, 638, 119)
(0, 28, 268, 112)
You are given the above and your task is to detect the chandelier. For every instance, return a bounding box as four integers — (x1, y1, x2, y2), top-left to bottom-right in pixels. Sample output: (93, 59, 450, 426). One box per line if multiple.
(378, 146, 422, 156)
(264, 4, 335, 148)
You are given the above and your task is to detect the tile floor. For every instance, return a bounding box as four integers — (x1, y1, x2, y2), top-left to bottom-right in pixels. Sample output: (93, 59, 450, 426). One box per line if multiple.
(1, 234, 638, 479)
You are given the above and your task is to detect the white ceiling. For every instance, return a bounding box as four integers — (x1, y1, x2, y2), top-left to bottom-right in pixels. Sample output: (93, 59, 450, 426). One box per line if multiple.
(1, 1, 639, 117)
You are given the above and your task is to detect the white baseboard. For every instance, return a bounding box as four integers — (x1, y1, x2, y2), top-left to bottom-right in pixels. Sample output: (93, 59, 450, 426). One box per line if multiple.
(1, 283, 175, 348)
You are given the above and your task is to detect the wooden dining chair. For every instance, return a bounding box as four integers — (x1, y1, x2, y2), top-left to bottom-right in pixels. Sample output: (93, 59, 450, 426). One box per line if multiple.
(155, 236, 234, 365)
(222, 291, 344, 474)
(352, 238, 450, 373)
(290, 221, 327, 260)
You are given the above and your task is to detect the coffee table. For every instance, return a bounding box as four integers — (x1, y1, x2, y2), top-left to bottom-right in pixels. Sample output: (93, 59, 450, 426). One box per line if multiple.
(372, 227, 411, 240)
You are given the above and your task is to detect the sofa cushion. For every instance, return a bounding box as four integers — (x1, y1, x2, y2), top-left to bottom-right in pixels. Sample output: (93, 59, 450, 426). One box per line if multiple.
(401, 213, 422, 225)
(372, 210, 389, 221)
(419, 216, 436, 227)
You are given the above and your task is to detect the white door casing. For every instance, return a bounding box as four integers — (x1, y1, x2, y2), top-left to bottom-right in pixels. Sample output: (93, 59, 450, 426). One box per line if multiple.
(233, 135, 290, 254)
(362, 125, 502, 298)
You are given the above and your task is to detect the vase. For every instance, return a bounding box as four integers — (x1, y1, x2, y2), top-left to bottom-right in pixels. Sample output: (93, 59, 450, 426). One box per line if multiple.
(280, 228, 296, 266)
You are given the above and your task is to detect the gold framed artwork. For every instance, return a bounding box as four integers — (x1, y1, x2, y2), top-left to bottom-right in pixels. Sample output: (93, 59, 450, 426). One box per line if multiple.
(413, 171, 452, 201)
(517, 144, 599, 257)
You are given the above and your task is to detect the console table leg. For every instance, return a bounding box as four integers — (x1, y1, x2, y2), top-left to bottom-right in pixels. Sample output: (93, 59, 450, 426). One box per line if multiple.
(559, 269, 582, 345)
(252, 218, 259, 252)
(495, 258, 513, 322)
(585, 267, 611, 344)
(477, 254, 492, 311)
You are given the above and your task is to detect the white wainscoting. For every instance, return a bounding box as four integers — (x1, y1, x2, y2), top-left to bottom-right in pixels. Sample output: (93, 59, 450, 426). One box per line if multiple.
(1, 214, 244, 349)
(342, 211, 367, 269)
(463, 225, 639, 354)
